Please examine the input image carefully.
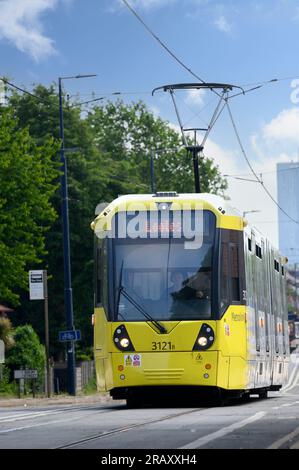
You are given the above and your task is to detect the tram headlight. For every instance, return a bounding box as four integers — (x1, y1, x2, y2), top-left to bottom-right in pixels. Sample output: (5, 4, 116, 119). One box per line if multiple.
(193, 324, 215, 351)
(113, 325, 135, 352)
(197, 337, 208, 347)
(120, 338, 130, 348)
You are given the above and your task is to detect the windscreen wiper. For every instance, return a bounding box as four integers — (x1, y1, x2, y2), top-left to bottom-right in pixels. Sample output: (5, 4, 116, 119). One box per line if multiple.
(118, 286, 167, 334)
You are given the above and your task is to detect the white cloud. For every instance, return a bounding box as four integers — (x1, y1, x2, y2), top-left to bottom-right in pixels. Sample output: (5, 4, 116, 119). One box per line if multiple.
(214, 15, 232, 33)
(167, 107, 299, 247)
(0, 0, 63, 61)
(202, 134, 293, 247)
(185, 89, 206, 108)
(262, 108, 299, 145)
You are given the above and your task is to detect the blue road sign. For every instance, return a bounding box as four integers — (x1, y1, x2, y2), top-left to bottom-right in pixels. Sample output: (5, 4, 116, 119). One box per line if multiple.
(59, 330, 81, 342)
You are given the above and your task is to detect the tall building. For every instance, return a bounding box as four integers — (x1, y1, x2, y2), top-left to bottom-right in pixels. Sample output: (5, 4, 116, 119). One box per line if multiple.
(277, 162, 299, 265)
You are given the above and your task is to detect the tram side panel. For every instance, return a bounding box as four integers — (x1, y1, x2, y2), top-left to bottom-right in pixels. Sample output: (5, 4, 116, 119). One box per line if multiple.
(243, 233, 289, 392)
(217, 228, 248, 391)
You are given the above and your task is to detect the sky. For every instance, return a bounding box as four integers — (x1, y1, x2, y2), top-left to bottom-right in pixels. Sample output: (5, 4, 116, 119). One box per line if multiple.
(1, 0, 299, 249)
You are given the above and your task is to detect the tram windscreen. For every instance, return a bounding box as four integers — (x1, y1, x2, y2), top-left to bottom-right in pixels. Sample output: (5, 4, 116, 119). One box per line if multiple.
(112, 210, 216, 321)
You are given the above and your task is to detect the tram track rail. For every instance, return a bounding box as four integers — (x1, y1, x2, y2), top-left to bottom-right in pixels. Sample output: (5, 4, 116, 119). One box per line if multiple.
(55, 407, 202, 449)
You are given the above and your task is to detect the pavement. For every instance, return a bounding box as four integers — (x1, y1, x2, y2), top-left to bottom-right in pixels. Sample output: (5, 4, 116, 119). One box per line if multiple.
(0, 392, 114, 408)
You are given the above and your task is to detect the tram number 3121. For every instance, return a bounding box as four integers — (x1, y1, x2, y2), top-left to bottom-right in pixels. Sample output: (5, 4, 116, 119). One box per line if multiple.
(152, 341, 175, 351)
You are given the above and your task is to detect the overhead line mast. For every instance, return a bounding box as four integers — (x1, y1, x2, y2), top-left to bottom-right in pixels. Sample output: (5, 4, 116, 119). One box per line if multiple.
(152, 83, 243, 193)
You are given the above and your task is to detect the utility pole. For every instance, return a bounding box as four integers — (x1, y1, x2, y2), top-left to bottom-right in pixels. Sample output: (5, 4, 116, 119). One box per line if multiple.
(150, 150, 156, 193)
(44, 272, 51, 398)
(58, 74, 97, 395)
(184, 128, 205, 194)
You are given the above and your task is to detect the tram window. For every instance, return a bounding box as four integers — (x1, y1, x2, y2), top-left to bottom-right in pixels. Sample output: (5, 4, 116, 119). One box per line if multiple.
(255, 245, 262, 259)
(248, 238, 252, 251)
(230, 243, 240, 301)
(96, 242, 102, 306)
(102, 241, 108, 311)
(220, 242, 229, 311)
(95, 239, 108, 310)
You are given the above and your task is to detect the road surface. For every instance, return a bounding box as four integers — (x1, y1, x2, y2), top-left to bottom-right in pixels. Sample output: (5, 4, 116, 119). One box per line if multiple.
(0, 358, 299, 450)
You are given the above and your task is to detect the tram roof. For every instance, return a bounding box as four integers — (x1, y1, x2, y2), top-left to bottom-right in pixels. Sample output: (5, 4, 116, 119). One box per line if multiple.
(91, 193, 286, 261)
(112, 193, 242, 218)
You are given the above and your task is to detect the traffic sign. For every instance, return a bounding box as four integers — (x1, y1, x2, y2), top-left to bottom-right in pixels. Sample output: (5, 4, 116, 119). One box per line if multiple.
(0, 340, 4, 364)
(14, 369, 38, 379)
(58, 330, 81, 342)
(29, 270, 46, 300)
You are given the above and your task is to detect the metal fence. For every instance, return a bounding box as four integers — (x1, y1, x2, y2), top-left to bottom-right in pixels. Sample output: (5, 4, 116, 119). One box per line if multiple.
(51, 361, 95, 394)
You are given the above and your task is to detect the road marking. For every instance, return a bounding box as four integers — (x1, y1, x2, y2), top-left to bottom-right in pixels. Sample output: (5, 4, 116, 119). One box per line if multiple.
(282, 361, 299, 394)
(271, 400, 299, 410)
(268, 425, 299, 449)
(290, 440, 299, 449)
(0, 415, 82, 435)
(0, 405, 104, 424)
(180, 411, 266, 449)
(57, 408, 201, 449)
(0, 410, 64, 423)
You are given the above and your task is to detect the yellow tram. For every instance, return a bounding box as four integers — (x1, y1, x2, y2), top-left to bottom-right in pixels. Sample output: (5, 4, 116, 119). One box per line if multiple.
(91, 192, 289, 405)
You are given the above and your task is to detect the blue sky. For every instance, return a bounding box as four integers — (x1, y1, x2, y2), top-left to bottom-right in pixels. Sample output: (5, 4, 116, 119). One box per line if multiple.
(1, 0, 299, 247)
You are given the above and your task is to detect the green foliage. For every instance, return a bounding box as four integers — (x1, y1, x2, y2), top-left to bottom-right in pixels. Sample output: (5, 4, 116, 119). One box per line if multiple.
(6, 325, 46, 389)
(0, 106, 60, 306)
(76, 345, 94, 362)
(0, 365, 17, 395)
(0, 317, 15, 350)
(86, 100, 227, 195)
(83, 375, 97, 395)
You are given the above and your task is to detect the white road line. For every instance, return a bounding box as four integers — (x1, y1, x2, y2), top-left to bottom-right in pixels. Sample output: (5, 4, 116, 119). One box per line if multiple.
(0, 415, 82, 435)
(282, 361, 299, 394)
(290, 440, 299, 449)
(268, 425, 299, 449)
(271, 400, 299, 410)
(0, 405, 102, 424)
(180, 411, 266, 449)
(0, 410, 63, 423)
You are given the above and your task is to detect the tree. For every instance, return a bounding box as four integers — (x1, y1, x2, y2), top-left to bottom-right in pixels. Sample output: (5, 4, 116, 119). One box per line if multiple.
(86, 100, 227, 194)
(6, 325, 45, 390)
(0, 317, 14, 350)
(0, 107, 59, 306)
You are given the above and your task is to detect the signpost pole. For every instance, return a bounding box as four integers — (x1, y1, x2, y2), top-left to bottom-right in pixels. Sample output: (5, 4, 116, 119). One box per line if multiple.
(29, 270, 51, 398)
(44, 271, 51, 398)
(0, 339, 4, 384)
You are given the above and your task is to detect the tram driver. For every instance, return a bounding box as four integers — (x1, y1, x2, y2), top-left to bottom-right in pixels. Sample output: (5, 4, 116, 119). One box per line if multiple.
(169, 270, 211, 300)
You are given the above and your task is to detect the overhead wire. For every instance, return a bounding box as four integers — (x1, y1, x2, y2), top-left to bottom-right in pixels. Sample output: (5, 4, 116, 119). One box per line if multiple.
(121, 0, 206, 85)
(120, 0, 299, 218)
(2, 68, 299, 229)
(1, 77, 54, 106)
(1, 77, 134, 111)
(225, 165, 299, 179)
(225, 99, 299, 226)
(120, 0, 298, 105)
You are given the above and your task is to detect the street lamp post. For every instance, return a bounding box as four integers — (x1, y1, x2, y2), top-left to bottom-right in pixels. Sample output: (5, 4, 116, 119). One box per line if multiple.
(58, 74, 97, 395)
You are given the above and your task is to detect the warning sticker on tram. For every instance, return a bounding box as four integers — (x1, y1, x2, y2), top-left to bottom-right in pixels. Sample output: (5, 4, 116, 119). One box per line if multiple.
(124, 354, 142, 367)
